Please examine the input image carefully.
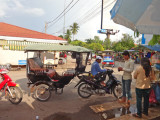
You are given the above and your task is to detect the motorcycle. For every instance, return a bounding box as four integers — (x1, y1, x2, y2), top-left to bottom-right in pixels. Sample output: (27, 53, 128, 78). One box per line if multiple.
(0, 69, 23, 104)
(75, 69, 122, 99)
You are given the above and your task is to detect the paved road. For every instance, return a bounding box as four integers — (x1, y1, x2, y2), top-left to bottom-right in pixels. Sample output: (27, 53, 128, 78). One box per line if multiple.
(0, 59, 159, 120)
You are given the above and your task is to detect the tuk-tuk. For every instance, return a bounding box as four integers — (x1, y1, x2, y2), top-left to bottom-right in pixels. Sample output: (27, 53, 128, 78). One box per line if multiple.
(24, 44, 92, 102)
(100, 50, 115, 68)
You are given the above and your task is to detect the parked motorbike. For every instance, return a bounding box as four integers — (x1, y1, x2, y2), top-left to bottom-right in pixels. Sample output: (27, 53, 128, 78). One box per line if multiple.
(0, 69, 23, 104)
(75, 69, 122, 99)
(0, 63, 11, 71)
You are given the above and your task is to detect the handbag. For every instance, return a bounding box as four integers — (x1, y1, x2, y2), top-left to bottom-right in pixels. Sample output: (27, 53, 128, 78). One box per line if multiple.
(149, 88, 158, 104)
(155, 83, 160, 102)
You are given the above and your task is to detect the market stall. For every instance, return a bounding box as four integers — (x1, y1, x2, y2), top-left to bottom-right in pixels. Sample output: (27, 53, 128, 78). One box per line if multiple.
(143, 45, 160, 82)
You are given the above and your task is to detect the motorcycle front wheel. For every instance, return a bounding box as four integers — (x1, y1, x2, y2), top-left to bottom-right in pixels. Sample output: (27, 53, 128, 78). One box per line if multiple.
(78, 83, 92, 98)
(113, 83, 123, 99)
(34, 84, 51, 102)
(8, 86, 23, 104)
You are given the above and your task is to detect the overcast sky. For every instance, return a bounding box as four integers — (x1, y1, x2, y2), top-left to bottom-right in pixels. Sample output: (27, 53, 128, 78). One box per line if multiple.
(0, 0, 135, 42)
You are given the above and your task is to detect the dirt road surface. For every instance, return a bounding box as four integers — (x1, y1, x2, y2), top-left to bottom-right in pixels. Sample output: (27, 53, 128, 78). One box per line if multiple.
(0, 57, 159, 120)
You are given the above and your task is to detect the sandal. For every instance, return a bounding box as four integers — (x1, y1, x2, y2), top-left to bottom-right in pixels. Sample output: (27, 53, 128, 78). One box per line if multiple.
(142, 112, 148, 116)
(132, 113, 142, 118)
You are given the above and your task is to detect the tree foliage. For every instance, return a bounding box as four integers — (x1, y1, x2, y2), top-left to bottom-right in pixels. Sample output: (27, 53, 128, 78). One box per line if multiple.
(149, 35, 160, 45)
(64, 29, 72, 43)
(103, 38, 111, 50)
(58, 35, 64, 39)
(70, 40, 87, 47)
(87, 43, 104, 51)
(70, 36, 105, 52)
(85, 38, 94, 44)
(64, 24, 136, 52)
(70, 22, 79, 41)
(112, 34, 135, 52)
(94, 36, 103, 44)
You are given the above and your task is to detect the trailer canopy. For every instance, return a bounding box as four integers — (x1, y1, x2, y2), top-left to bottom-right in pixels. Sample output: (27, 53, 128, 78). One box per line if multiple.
(24, 44, 92, 53)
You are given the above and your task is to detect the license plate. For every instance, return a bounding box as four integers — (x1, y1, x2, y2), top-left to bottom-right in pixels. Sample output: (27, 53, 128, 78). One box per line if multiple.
(107, 62, 109, 64)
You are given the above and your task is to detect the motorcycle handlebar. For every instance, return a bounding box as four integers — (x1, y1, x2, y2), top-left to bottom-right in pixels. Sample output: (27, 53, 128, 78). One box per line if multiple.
(98, 69, 114, 76)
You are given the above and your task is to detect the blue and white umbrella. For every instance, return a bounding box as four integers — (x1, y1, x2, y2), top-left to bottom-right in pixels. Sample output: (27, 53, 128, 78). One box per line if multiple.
(110, 0, 160, 35)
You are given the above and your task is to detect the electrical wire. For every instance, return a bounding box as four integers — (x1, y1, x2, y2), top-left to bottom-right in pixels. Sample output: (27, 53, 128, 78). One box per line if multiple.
(52, 0, 116, 35)
(47, 0, 80, 30)
(79, 0, 116, 26)
(52, 0, 101, 34)
(41, 0, 74, 32)
(47, 0, 74, 24)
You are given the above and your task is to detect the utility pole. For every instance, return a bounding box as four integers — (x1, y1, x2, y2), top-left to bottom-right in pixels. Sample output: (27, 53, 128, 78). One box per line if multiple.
(63, 0, 66, 36)
(99, 0, 119, 40)
(101, 0, 103, 29)
(45, 22, 48, 33)
(106, 29, 120, 39)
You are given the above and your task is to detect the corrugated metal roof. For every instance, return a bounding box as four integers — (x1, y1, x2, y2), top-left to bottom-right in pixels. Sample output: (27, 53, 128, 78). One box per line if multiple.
(0, 22, 66, 41)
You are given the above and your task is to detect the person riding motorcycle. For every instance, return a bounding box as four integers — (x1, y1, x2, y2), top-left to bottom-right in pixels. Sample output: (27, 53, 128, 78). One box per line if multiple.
(91, 56, 107, 86)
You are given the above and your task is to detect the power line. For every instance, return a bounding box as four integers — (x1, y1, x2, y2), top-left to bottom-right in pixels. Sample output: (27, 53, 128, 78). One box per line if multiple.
(47, 0, 80, 30)
(47, 0, 74, 24)
(52, 0, 116, 35)
(52, 0, 101, 34)
(68, 0, 112, 26)
(78, 0, 116, 26)
(41, 0, 74, 32)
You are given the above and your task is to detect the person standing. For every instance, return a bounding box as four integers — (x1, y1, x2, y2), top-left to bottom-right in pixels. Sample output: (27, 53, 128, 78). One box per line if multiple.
(146, 50, 151, 59)
(132, 57, 155, 118)
(118, 51, 134, 108)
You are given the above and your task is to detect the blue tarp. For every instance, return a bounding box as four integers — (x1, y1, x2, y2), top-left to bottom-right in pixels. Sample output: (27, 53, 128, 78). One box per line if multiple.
(143, 45, 160, 52)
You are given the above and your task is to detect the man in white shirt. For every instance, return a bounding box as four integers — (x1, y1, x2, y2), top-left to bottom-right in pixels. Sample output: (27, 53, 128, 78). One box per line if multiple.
(118, 51, 134, 108)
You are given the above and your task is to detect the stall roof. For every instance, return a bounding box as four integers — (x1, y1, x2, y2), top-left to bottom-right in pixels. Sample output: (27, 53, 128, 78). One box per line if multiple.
(24, 44, 92, 52)
(143, 45, 160, 52)
(103, 50, 114, 52)
(126, 50, 135, 52)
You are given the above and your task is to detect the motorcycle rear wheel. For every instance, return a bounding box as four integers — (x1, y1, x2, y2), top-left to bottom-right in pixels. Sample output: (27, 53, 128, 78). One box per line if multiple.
(35, 84, 51, 102)
(8, 86, 23, 104)
(78, 83, 92, 98)
(113, 83, 123, 99)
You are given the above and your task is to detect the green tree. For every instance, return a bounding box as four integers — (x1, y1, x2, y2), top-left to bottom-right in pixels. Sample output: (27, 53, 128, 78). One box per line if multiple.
(58, 35, 64, 39)
(88, 43, 104, 51)
(121, 34, 135, 49)
(103, 38, 111, 50)
(70, 22, 79, 41)
(94, 36, 103, 44)
(64, 29, 72, 43)
(85, 38, 94, 44)
(112, 34, 135, 52)
(112, 42, 124, 52)
(149, 35, 160, 45)
(70, 40, 87, 47)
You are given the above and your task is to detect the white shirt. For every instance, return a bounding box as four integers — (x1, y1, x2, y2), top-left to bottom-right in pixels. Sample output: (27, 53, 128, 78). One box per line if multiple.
(123, 59, 134, 80)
